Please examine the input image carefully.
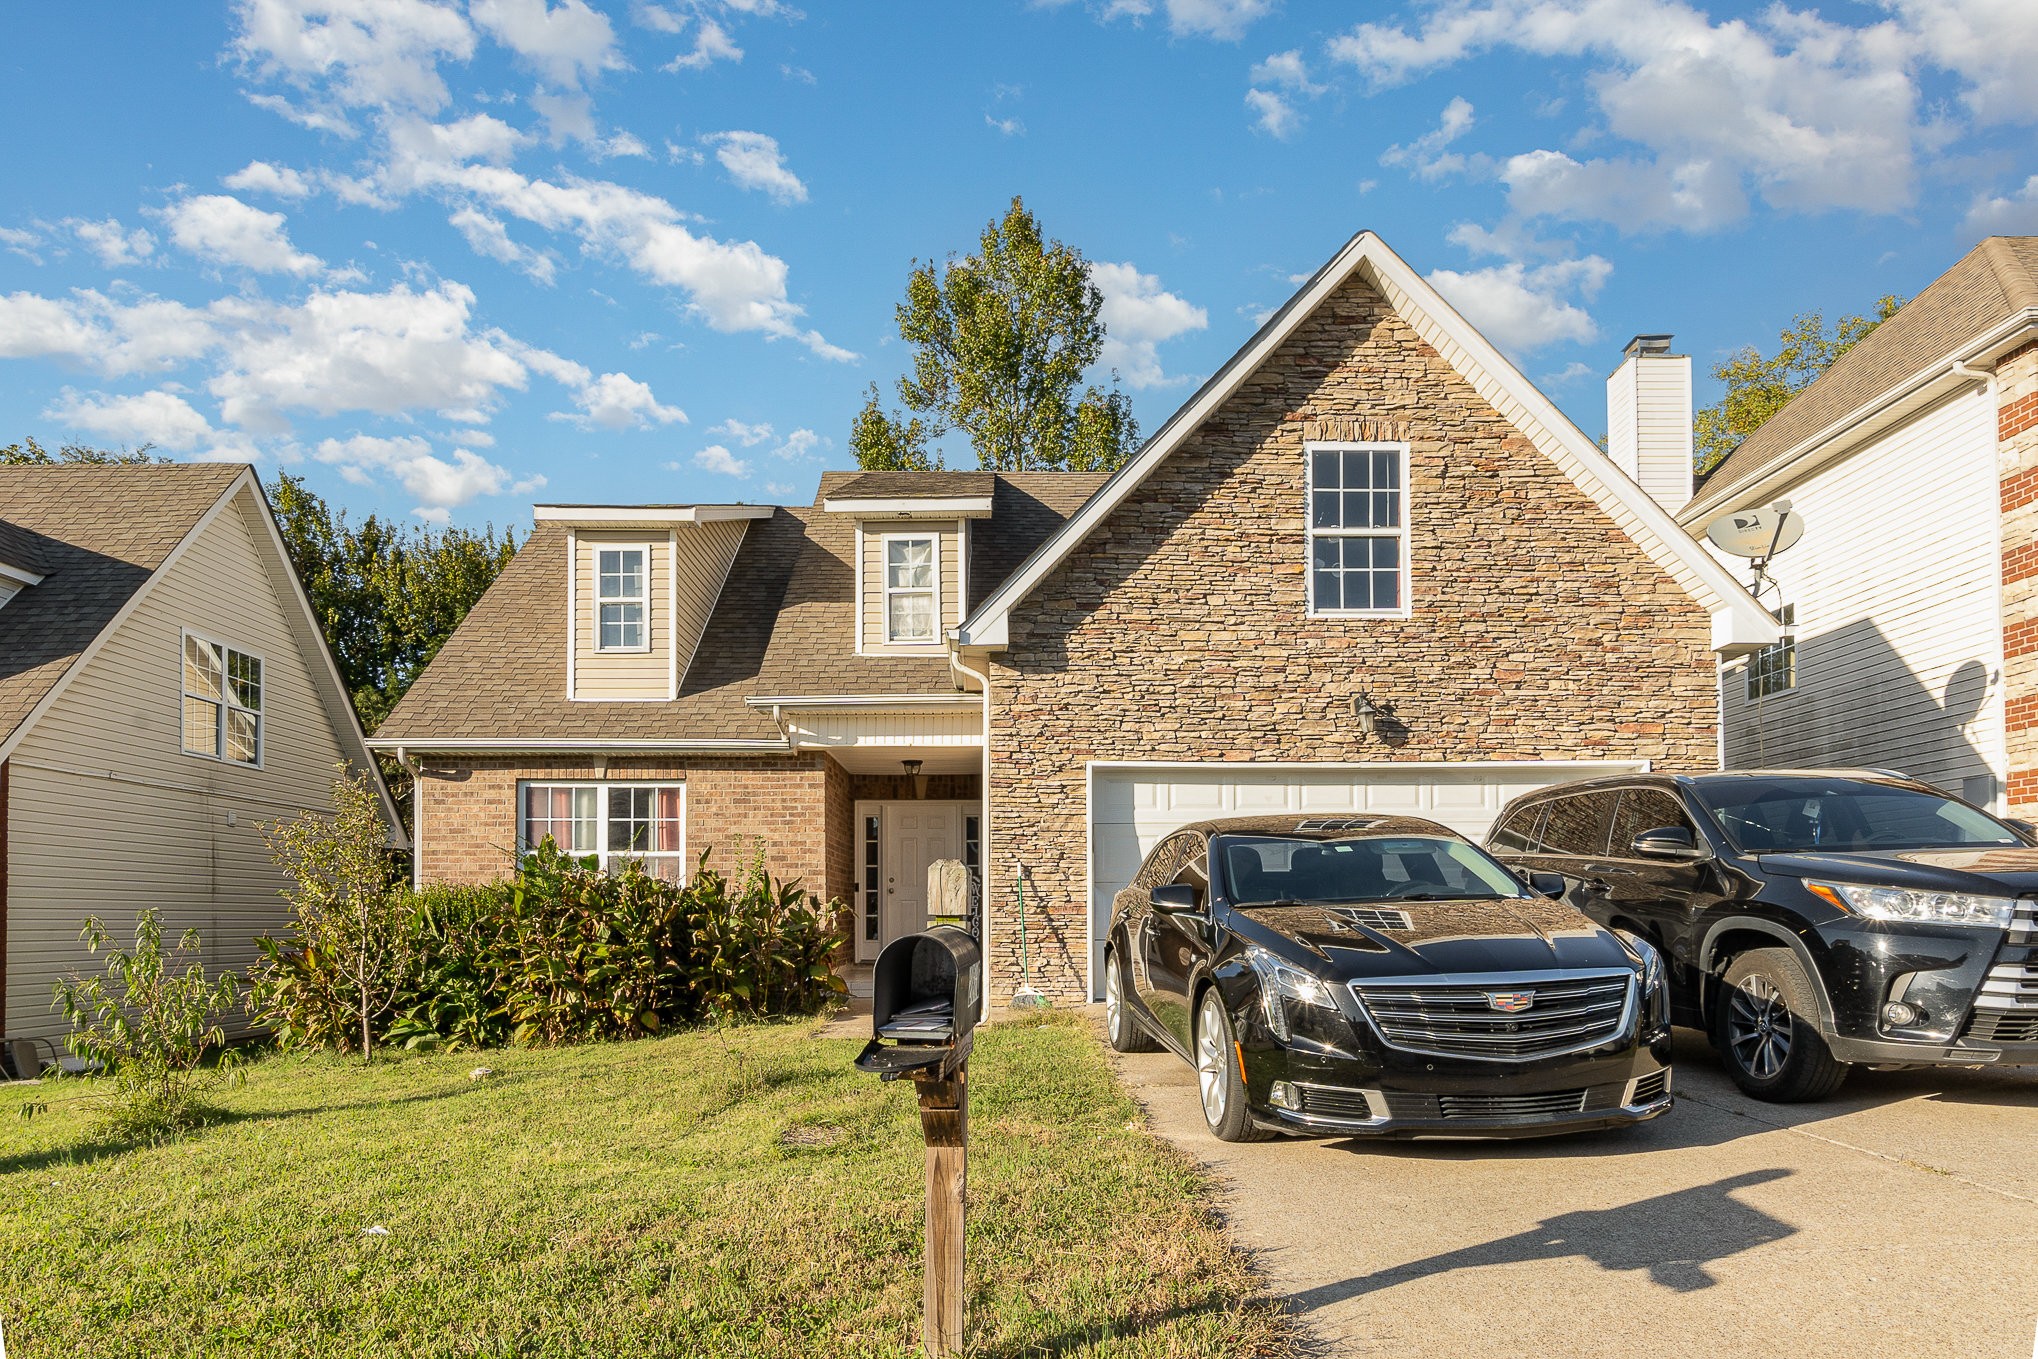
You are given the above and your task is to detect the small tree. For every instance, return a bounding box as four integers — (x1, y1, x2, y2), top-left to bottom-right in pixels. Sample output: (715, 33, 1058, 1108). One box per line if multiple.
(47, 910, 242, 1140)
(1694, 296, 1904, 473)
(263, 766, 410, 1061)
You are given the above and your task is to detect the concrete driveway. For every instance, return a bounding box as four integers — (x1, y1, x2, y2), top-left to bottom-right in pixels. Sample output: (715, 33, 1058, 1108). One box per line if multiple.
(1113, 1027, 2038, 1359)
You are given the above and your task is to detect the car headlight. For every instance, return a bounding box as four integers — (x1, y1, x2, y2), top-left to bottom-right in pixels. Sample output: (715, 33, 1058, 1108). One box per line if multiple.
(1244, 944, 1337, 1042)
(1622, 933, 1668, 1020)
(1806, 880, 2016, 929)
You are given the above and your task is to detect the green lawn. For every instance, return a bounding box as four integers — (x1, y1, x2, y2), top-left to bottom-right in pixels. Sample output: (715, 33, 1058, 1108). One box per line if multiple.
(0, 1012, 1287, 1358)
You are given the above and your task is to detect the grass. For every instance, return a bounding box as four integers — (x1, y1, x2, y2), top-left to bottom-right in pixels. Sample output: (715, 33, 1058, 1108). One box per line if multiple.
(0, 1012, 1287, 1358)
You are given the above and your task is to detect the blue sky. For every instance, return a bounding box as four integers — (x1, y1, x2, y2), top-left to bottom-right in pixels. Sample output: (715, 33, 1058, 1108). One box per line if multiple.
(3, 0, 2035, 529)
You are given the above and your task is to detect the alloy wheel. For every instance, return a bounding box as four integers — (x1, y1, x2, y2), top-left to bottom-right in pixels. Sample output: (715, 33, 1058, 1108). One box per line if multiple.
(1726, 973, 1793, 1080)
(1105, 957, 1125, 1042)
(1196, 992, 1229, 1126)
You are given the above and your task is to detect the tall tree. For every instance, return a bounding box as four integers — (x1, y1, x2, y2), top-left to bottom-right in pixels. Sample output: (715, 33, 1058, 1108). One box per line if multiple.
(1694, 296, 1905, 473)
(1, 435, 164, 465)
(852, 196, 1140, 473)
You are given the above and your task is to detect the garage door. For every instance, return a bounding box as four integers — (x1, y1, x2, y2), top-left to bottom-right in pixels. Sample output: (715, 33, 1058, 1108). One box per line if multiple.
(1085, 762, 1645, 998)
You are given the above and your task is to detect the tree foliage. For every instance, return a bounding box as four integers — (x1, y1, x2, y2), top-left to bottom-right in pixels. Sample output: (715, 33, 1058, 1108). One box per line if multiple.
(0, 435, 166, 465)
(1694, 295, 1905, 473)
(852, 196, 1140, 473)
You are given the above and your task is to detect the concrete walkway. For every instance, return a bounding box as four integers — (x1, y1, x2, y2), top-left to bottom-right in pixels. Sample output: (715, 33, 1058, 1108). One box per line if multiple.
(1114, 1026, 2038, 1359)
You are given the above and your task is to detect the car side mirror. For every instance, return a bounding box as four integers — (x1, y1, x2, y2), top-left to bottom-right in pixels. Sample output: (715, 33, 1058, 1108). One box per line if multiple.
(1527, 871, 1568, 899)
(1632, 826, 1707, 861)
(1150, 883, 1202, 913)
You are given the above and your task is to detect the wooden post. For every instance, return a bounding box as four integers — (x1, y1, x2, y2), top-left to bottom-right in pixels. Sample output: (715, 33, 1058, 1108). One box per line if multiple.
(912, 1061, 968, 1357)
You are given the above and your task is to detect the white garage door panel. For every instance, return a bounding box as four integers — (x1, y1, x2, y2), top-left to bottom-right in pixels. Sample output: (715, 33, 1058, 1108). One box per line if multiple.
(1084, 762, 1646, 998)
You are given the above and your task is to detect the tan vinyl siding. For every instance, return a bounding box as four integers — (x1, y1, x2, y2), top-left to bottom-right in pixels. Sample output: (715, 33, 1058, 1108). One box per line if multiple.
(4, 493, 353, 1040)
(671, 519, 749, 684)
(858, 520, 960, 655)
(1719, 386, 2006, 804)
(572, 530, 670, 700)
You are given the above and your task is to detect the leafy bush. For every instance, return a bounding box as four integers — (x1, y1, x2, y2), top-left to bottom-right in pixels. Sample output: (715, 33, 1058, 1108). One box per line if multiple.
(42, 910, 243, 1141)
(384, 883, 513, 1051)
(686, 845, 846, 1021)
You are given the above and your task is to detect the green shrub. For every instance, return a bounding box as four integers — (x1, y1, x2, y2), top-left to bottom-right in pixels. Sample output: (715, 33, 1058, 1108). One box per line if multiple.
(686, 845, 846, 1021)
(384, 883, 512, 1051)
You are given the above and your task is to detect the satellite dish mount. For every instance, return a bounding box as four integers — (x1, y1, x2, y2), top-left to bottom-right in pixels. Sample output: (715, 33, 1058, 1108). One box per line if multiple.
(1705, 500, 1803, 600)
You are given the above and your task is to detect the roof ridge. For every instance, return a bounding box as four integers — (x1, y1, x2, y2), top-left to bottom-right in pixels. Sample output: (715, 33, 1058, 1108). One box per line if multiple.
(1980, 235, 2038, 313)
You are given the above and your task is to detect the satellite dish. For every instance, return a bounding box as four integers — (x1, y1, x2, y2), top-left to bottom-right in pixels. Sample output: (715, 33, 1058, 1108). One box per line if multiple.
(1706, 501, 1804, 560)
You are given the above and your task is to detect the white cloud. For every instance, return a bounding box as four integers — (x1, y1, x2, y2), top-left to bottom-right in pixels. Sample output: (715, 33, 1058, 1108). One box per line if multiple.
(0, 289, 218, 376)
(1091, 260, 1208, 389)
(231, 0, 476, 113)
(712, 417, 773, 445)
(1380, 96, 1476, 180)
(244, 90, 360, 137)
(703, 130, 807, 204)
(559, 370, 686, 428)
(664, 17, 742, 70)
(763, 480, 797, 498)
(69, 218, 156, 268)
(469, 0, 623, 88)
(1243, 88, 1299, 139)
(386, 111, 528, 167)
(0, 226, 42, 263)
(158, 195, 324, 276)
(1245, 49, 1324, 137)
(693, 443, 749, 476)
(772, 426, 822, 460)
(45, 388, 215, 451)
(1427, 253, 1612, 356)
(224, 160, 314, 198)
(1965, 174, 2038, 234)
(1249, 49, 1324, 93)
(449, 206, 557, 282)
(1164, 0, 1271, 41)
(634, 4, 685, 34)
(985, 113, 1025, 136)
(313, 432, 529, 512)
(1884, 0, 2038, 125)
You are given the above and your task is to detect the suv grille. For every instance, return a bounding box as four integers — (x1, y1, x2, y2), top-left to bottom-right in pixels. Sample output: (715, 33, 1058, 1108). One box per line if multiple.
(1977, 958, 2038, 1010)
(1965, 1010, 2038, 1044)
(1350, 972, 1635, 1060)
(1629, 1068, 1671, 1104)
(2013, 898, 2037, 945)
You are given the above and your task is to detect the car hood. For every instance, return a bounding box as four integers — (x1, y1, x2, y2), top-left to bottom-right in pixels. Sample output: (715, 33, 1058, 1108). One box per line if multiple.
(1236, 897, 1638, 981)
(1754, 845, 2038, 895)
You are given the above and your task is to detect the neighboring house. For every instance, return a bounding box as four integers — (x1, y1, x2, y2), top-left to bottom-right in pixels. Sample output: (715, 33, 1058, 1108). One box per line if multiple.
(1679, 237, 2038, 816)
(0, 464, 400, 1042)
(375, 231, 1776, 1005)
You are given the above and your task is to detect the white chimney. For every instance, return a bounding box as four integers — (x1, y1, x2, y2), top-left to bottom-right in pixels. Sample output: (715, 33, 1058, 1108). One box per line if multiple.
(1606, 334, 1693, 512)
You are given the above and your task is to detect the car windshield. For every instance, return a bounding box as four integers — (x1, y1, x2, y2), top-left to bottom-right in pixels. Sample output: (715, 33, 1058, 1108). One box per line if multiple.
(1694, 776, 2022, 854)
(1217, 834, 1530, 905)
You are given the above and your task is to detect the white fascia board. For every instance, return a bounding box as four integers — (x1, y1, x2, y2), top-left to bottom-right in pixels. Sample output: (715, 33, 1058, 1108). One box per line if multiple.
(533, 504, 775, 525)
(362, 736, 793, 753)
(955, 229, 1775, 656)
(1679, 310, 2038, 527)
(0, 560, 44, 588)
(821, 496, 994, 519)
(1086, 757, 1652, 772)
(743, 693, 977, 709)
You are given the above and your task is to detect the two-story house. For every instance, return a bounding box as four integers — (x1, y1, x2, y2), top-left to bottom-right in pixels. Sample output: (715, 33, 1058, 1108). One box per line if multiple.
(374, 231, 1777, 1004)
(0, 463, 400, 1045)
(1680, 237, 2038, 816)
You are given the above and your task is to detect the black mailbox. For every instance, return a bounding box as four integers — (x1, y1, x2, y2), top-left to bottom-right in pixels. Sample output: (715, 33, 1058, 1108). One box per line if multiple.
(855, 926, 982, 1081)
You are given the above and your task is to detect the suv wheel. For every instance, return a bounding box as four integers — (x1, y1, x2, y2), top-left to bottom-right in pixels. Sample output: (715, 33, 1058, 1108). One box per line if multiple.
(1103, 949, 1156, 1053)
(1194, 988, 1269, 1142)
(1715, 948, 1849, 1102)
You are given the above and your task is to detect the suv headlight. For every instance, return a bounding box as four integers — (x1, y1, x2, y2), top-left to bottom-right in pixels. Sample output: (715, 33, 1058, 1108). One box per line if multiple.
(1244, 944, 1337, 1042)
(1806, 880, 2016, 929)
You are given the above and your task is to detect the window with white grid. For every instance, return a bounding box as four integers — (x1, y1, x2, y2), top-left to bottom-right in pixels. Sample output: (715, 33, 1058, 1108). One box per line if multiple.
(181, 631, 263, 766)
(519, 782, 686, 881)
(596, 548, 647, 651)
(1307, 444, 1409, 616)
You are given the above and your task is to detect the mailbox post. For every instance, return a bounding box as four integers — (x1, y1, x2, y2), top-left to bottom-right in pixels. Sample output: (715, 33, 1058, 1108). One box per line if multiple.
(854, 927, 982, 1358)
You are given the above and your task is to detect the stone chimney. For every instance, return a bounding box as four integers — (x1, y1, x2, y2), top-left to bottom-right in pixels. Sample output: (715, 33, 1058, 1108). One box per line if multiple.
(1606, 334, 1694, 512)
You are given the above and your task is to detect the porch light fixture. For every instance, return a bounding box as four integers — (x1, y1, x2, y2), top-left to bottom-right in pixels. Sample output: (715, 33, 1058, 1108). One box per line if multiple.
(902, 758, 927, 799)
(1350, 692, 1382, 739)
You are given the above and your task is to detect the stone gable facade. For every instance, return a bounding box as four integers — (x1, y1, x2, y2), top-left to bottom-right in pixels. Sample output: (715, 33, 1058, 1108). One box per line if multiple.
(984, 273, 1719, 1002)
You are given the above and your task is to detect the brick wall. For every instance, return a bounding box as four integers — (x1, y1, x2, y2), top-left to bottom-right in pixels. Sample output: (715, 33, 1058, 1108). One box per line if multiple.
(1997, 341, 2038, 815)
(983, 272, 1720, 1002)
(416, 753, 854, 908)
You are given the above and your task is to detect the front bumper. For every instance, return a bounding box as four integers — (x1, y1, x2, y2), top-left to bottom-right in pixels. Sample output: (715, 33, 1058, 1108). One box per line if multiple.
(1810, 916, 2038, 1066)
(1259, 1068, 1673, 1139)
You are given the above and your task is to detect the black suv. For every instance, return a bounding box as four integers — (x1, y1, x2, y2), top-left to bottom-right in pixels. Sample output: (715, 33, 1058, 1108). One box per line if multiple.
(1487, 770, 2038, 1101)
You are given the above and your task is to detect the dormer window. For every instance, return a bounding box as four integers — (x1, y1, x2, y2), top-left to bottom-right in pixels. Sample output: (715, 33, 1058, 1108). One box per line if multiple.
(883, 535, 939, 644)
(597, 547, 647, 651)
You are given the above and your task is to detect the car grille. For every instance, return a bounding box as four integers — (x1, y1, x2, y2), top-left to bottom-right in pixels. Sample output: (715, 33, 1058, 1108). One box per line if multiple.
(1965, 1010, 2038, 1044)
(1380, 1081, 1635, 1120)
(1349, 971, 1635, 1060)
(2013, 898, 2037, 945)
(1293, 1084, 1373, 1121)
(1976, 958, 2038, 1010)
(1629, 1068, 1671, 1104)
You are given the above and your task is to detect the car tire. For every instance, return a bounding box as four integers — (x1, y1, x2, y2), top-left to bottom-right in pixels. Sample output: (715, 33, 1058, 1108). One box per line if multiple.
(1103, 949, 1157, 1053)
(1194, 987, 1269, 1143)
(1714, 948, 1849, 1102)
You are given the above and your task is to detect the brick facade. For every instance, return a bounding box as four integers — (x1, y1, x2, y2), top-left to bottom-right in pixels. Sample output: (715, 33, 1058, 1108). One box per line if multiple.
(983, 273, 1720, 1002)
(1997, 341, 2038, 815)
(415, 753, 855, 909)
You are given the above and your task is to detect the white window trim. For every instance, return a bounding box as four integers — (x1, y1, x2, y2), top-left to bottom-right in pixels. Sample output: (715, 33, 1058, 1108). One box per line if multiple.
(1746, 603, 1797, 700)
(594, 544, 653, 654)
(180, 627, 265, 769)
(880, 531, 942, 646)
(1304, 440, 1413, 620)
(517, 779, 689, 877)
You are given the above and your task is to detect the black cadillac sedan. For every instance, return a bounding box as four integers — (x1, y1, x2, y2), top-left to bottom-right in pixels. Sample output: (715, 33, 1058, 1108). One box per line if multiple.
(1103, 814, 1673, 1142)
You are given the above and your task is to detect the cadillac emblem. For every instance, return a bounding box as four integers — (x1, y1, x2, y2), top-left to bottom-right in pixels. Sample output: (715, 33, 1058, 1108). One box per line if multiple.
(1485, 991, 1536, 1013)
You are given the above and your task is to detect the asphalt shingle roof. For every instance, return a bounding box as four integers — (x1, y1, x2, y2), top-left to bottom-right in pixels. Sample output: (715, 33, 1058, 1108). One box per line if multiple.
(0, 463, 244, 745)
(827, 471, 996, 501)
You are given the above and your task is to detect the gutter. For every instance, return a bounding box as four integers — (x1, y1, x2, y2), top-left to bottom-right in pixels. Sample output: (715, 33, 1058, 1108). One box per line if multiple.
(741, 693, 980, 709)
(361, 737, 794, 754)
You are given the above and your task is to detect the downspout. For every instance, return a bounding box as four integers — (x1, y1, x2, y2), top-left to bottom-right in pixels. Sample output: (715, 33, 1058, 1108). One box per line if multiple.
(1954, 358, 2011, 809)
(396, 746, 421, 891)
(948, 641, 994, 1022)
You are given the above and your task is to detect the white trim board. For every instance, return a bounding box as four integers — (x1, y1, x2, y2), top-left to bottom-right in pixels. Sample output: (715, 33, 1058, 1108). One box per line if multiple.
(533, 504, 774, 524)
(952, 230, 1776, 657)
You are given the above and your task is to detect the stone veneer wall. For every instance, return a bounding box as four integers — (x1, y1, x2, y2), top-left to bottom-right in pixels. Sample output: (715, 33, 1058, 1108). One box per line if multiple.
(984, 272, 1721, 1002)
(416, 753, 855, 909)
(1997, 341, 2038, 815)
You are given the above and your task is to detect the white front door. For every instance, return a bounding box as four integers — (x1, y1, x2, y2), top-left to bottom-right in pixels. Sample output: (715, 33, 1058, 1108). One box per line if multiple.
(880, 801, 962, 949)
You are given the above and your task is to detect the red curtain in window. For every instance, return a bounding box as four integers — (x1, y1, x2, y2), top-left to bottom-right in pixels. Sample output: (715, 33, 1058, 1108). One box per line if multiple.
(655, 787, 683, 853)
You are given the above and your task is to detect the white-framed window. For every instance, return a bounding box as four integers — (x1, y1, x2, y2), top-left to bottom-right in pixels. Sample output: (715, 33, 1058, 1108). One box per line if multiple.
(596, 547, 648, 652)
(181, 631, 263, 766)
(882, 533, 939, 644)
(1307, 442, 1409, 617)
(519, 781, 687, 881)
(1747, 604, 1796, 699)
